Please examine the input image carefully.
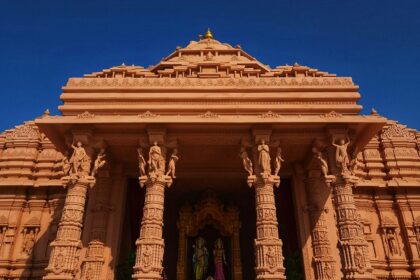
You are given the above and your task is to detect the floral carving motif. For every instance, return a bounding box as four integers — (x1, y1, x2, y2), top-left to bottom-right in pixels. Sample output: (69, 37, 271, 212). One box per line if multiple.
(320, 111, 343, 118)
(259, 111, 282, 118)
(6, 124, 40, 140)
(138, 111, 159, 118)
(199, 111, 219, 118)
(76, 111, 95, 119)
(381, 124, 415, 139)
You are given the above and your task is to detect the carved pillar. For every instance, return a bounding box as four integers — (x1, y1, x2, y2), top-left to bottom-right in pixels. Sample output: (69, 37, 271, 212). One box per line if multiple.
(176, 205, 191, 280)
(132, 175, 172, 280)
(44, 176, 94, 279)
(44, 133, 96, 280)
(305, 176, 337, 280)
(232, 221, 242, 280)
(332, 174, 374, 279)
(80, 167, 112, 280)
(249, 174, 285, 280)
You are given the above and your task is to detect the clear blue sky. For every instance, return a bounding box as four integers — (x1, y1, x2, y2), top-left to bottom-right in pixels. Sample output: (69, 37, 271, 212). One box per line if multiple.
(1, 0, 419, 131)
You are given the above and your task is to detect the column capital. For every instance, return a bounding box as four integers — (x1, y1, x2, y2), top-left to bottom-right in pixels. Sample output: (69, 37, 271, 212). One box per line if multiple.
(139, 174, 173, 188)
(247, 174, 280, 188)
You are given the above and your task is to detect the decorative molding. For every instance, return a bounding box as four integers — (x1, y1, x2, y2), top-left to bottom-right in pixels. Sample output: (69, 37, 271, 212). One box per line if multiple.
(76, 111, 95, 119)
(138, 111, 159, 118)
(381, 124, 415, 140)
(198, 111, 219, 118)
(259, 111, 282, 118)
(319, 111, 343, 119)
(5, 124, 40, 140)
(66, 77, 355, 88)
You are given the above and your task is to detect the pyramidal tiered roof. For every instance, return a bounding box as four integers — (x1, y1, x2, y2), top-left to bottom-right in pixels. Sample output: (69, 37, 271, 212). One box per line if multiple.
(59, 30, 361, 117)
(84, 30, 335, 79)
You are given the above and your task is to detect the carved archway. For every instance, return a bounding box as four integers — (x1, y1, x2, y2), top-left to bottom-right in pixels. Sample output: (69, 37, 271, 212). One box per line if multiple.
(176, 190, 242, 280)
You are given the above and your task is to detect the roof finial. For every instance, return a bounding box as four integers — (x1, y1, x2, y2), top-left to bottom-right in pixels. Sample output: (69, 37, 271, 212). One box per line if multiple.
(204, 28, 214, 39)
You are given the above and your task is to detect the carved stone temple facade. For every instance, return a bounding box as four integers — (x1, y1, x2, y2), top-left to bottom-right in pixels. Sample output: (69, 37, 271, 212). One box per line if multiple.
(0, 30, 420, 280)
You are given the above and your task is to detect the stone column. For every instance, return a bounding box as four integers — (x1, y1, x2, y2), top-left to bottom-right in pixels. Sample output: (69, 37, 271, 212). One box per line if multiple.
(249, 174, 286, 280)
(305, 176, 337, 280)
(332, 174, 374, 279)
(132, 175, 172, 280)
(44, 176, 95, 280)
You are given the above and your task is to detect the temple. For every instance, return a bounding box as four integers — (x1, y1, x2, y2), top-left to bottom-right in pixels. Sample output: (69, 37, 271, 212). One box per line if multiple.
(0, 30, 420, 280)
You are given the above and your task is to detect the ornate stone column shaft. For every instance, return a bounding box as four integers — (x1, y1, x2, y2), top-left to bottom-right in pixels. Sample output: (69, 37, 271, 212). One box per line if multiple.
(44, 176, 94, 280)
(332, 175, 374, 279)
(251, 175, 286, 280)
(305, 176, 337, 280)
(132, 175, 172, 280)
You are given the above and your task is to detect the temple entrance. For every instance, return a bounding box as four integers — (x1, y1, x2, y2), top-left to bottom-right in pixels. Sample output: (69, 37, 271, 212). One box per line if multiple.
(116, 178, 303, 280)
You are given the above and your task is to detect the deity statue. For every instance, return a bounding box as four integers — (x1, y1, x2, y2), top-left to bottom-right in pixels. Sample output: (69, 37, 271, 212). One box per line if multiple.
(258, 139, 271, 175)
(386, 229, 400, 256)
(332, 136, 350, 174)
(213, 238, 226, 280)
(273, 146, 285, 176)
(148, 141, 165, 176)
(22, 229, 35, 255)
(312, 147, 329, 177)
(91, 148, 106, 176)
(137, 147, 147, 176)
(62, 151, 71, 176)
(193, 236, 209, 280)
(353, 247, 365, 269)
(166, 148, 179, 178)
(70, 141, 89, 175)
(240, 147, 253, 176)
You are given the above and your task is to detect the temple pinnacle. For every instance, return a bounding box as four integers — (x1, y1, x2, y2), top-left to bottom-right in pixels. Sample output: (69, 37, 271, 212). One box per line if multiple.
(204, 28, 214, 39)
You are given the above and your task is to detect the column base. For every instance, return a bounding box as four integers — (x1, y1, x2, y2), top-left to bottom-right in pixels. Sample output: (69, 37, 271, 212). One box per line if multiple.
(255, 239, 286, 280)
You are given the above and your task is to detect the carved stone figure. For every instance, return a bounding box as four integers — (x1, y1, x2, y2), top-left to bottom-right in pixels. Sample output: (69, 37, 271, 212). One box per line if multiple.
(273, 146, 284, 176)
(313, 147, 329, 177)
(91, 148, 106, 176)
(386, 229, 400, 256)
(166, 148, 179, 178)
(258, 139, 271, 175)
(62, 151, 71, 175)
(332, 136, 350, 174)
(137, 147, 147, 176)
(148, 141, 165, 175)
(70, 141, 89, 175)
(22, 229, 35, 255)
(193, 236, 209, 280)
(142, 246, 153, 267)
(240, 147, 253, 176)
(213, 238, 226, 280)
(353, 247, 365, 270)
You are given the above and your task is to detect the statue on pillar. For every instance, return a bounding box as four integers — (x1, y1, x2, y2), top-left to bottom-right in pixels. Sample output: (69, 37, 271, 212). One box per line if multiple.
(213, 238, 226, 280)
(312, 147, 329, 177)
(240, 147, 253, 176)
(258, 139, 271, 175)
(166, 148, 179, 178)
(273, 146, 285, 176)
(137, 147, 147, 177)
(148, 141, 165, 176)
(192, 237, 209, 280)
(91, 148, 106, 176)
(62, 151, 71, 176)
(70, 141, 90, 176)
(332, 136, 351, 174)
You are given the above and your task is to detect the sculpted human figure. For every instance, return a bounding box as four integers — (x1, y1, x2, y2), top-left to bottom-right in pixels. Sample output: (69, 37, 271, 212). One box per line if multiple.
(70, 141, 88, 175)
(22, 229, 35, 255)
(193, 237, 209, 280)
(91, 148, 106, 176)
(148, 141, 165, 175)
(240, 147, 253, 176)
(166, 148, 179, 178)
(273, 146, 285, 176)
(137, 147, 147, 176)
(313, 147, 329, 177)
(62, 151, 71, 176)
(386, 229, 399, 256)
(332, 136, 350, 174)
(258, 139, 271, 175)
(213, 238, 226, 280)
